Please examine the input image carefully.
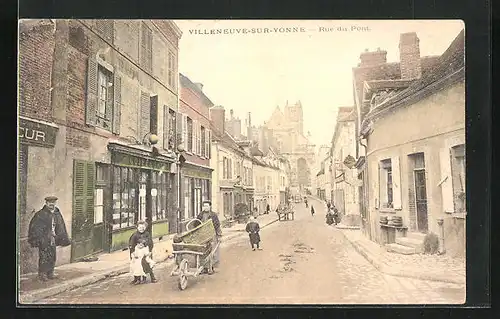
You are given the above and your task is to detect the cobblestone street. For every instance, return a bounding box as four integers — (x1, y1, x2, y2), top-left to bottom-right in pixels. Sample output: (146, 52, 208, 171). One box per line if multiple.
(37, 199, 465, 305)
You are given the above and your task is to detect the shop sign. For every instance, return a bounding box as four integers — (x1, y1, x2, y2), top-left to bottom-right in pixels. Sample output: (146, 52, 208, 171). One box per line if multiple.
(19, 117, 58, 147)
(182, 166, 212, 180)
(112, 153, 169, 171)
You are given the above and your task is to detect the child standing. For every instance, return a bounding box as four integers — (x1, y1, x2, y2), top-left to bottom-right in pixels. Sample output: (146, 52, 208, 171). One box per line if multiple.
(129, 221, 158, 283)
(130, 239, 149, 284)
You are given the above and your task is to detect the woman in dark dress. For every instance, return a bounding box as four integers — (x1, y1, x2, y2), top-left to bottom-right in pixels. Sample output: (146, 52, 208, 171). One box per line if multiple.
(245, 216, 261, 250)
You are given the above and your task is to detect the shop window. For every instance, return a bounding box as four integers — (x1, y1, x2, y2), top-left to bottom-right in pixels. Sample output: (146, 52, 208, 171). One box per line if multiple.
(151, 171, 169, 222)
(94, 164, 109, 225)
(112, 167, 136, 230)
(184, 177, 192, 220)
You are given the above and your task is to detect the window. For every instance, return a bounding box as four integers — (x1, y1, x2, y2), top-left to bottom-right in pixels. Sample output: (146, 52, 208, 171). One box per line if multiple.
(201, 126, 206, 157)
(151, 171, 169, 222)
(187, 117, 193, 152)
(140, 22, 153, 72)
(150, 95, 158, 135)
(112, 167, 136, 230)
(228, 159, 232, 179)
(94, 164, 109, 225)
(97, 66, 113, 128)
(164, 108, 176, 151)
(168, 50, 176, 88)
(86, 58, 121, 134)
(379, 159, 393, 208)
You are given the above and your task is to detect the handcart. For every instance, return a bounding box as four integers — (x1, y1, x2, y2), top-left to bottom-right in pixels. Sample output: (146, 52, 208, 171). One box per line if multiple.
(170, 218, 220, 290)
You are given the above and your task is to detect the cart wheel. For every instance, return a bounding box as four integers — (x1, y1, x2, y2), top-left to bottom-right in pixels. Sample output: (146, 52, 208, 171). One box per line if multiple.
(178, 259, 189, 290)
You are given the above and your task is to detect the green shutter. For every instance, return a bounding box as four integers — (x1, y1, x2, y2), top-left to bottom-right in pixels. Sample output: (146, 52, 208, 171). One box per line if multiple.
(112, 74, 121, 135)
(72, 160, 95, 241)
(86, 58, 98, 126)
(86, 161, 95, 231)
(140, 91, 150, 140)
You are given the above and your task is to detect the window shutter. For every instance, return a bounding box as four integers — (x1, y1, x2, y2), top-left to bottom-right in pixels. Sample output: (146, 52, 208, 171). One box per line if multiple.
(182, 114, 188, 148)
(374, 162, 380, 209)
(197, 122, 201, 155)
(392, 156, 402, 209)
(208, 129, 211, 159)
(175, 111, 182, 149)
(439, 147, 454, 213)
(150, 95, 158, 135)
(204, 128, 209, 158)
(85, 161, 96, 229)
(163, 107, 169, 150)
(140, 92, 150, 140)
(112, 74, 121, 135)
(85, 58, 98, 126)
(192, 120, 196, 154)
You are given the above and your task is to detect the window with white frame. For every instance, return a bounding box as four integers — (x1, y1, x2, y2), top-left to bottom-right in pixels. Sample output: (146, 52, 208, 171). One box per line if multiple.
(187, 117, 193, 152)
(379, 159, 393, 208)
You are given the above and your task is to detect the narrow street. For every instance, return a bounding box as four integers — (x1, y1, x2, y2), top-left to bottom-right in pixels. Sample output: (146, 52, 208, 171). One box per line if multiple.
(37, 198, 464, 305)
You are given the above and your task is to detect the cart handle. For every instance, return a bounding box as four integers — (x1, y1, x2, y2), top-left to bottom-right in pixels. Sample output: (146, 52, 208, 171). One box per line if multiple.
(172, 250, 205, 255)
(186, 218, 202, 231)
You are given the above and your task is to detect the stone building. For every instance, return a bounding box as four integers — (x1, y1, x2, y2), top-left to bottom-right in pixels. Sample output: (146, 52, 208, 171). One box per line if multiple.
(18, 19, 182, 273)
(225, 109, 244, 140)
(252, 147, 282, 213)
(330, 107, 361, 226)
(210, 106, 255, 220)
(178, 73, 213, 231)
(353, 30, 465, 257)
(250, 101, 316, 195)
(314, 145, 331, 200)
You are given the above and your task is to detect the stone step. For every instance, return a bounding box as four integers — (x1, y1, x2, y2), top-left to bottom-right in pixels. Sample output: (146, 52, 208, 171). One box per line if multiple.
(406, 232, 427, 241)
(395, 237, 424, 253)
(385, 243, 417, 255)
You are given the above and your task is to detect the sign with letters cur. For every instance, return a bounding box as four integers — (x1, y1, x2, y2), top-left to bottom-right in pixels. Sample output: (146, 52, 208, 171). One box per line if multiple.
(18, 117, 58, 148)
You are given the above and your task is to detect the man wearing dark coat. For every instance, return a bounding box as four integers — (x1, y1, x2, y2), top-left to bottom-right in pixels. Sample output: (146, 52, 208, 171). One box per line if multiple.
(196, 200, 222, 273)
(28, 196, 71, 281)
(245, 216, 261, 250)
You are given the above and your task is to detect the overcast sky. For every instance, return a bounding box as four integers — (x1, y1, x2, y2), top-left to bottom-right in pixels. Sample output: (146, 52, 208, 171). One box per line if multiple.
(173, 20, 464, 146)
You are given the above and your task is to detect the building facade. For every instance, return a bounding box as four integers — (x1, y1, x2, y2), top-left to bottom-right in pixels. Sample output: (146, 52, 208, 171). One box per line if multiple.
(210, 106, 255, 220)
(178, 74, 213, 231)
(18, 19, 182, 273)
(354, 31, 465, 257)
(330, 107, 361, 226)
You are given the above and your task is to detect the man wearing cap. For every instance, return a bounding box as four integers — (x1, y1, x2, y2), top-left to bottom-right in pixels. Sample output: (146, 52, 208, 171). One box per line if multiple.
(196, 200, 222, 274)
(28, 196, 71, 281)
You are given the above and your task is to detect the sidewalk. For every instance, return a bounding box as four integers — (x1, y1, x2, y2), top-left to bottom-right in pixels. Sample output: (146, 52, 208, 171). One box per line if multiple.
(339, 228, 466, 285)
(19, 214, 278, 304)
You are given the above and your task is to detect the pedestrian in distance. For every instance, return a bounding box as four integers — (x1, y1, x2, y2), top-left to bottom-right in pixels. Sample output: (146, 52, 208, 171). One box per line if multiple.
(245, 216, 262, 251)
(305, 198, 308, 208)
(266, 204, 271, 215)
(130, 239, 156, 285)
(28, 196, 71, 282)
(311, 205, 315, 216)
(129, 221, 157, 283)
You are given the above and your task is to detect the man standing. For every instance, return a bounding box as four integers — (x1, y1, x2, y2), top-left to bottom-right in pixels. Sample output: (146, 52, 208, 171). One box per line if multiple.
(28, 196, 71, 281)
(245, 216, 262, 251)
(196, 200, 222, 273)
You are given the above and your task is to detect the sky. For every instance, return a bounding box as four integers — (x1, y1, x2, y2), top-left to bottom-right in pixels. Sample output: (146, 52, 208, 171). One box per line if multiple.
(173, 20, 464, 146)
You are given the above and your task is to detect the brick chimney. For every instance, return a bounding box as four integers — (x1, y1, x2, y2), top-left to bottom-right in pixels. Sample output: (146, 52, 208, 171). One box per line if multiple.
(359, 48, 387, 67)
(399, 32, 422, 79)
(210, 106, 225, 133)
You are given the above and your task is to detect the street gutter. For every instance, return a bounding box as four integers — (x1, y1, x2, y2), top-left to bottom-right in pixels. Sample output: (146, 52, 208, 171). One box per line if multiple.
(19, 217, 279, 304)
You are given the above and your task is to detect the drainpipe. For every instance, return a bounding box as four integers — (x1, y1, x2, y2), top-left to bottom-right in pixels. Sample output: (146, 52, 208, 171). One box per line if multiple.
(359, 137, 369, 236)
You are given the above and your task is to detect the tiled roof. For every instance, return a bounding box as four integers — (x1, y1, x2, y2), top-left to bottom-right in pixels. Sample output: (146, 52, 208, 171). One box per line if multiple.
(367, 30, 465, 117)
(179, 73, 214, 107)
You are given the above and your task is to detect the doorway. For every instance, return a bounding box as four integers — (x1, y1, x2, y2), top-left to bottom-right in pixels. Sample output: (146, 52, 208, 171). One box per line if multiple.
(414, 169, 428, 232)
